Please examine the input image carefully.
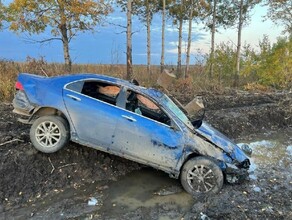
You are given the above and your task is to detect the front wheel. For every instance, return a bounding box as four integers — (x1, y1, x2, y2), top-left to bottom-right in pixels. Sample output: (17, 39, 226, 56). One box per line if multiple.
(180, 156, 223, 196)
(30, 116, 70, 153)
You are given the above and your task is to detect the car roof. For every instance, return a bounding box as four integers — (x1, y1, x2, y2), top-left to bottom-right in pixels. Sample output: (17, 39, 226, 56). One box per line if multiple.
(51, 73, 165, 99)
(49, 73, 129, 85)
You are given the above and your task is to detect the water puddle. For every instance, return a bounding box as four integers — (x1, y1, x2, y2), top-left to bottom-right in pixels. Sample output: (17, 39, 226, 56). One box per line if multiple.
(238, 129, 292, 181)
(100, 168, 193, 218)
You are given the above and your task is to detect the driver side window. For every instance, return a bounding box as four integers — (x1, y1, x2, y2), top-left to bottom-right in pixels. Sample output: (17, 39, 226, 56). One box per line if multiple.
(126, 90, 171, 126)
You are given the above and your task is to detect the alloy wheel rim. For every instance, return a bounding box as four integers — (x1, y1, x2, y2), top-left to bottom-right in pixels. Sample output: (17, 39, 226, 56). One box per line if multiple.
(35, 121, 61, 148)
(187, 165, 216, 192)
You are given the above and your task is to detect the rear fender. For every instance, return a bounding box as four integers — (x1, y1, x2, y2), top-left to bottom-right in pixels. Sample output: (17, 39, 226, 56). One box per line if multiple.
(29, 107, 67, 123)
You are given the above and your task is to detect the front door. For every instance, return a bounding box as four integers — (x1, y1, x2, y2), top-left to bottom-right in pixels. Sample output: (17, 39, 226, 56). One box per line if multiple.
(112, 91, 184, 171)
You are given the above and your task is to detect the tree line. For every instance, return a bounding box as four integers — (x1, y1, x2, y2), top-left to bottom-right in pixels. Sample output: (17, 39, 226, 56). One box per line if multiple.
(0, 0, 291, 87)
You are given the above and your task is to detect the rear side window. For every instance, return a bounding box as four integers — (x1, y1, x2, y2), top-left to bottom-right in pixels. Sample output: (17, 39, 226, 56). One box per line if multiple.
(66, 80, 84, 93)
(66, 80, 121, 105)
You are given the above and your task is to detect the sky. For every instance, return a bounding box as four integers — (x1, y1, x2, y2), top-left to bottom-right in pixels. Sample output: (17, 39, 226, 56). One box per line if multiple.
(0, 3, 285, 65)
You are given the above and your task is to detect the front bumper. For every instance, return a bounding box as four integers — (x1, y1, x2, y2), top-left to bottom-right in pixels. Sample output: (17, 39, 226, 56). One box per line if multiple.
(225, 159, 250, 184)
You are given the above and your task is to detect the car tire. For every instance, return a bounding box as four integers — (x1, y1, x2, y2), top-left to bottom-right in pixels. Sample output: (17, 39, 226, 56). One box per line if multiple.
(180, 156, 223, 196)
(30, 115, 70, 153)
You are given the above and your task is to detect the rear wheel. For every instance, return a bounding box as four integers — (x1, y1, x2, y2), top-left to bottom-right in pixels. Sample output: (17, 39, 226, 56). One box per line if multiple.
(30, 116, 70, 153)
(180, 156, 223, 196)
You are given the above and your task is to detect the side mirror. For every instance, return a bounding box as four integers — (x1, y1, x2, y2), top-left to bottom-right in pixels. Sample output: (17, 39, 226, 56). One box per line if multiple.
(190, 108, 205, 129)
(192, 119, 203, 129)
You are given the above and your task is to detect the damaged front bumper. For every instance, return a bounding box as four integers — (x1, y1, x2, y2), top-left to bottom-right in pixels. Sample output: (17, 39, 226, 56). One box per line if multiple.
(225, 159, 250, 184)
(224, 144, 252, 184)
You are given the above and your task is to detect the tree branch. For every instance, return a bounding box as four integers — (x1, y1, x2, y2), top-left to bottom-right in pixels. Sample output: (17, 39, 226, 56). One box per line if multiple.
(48, 157, 55, 174)
(108, 21, 127, 29)
(0, 139, 24, 146)
(22, 36, 62, 44)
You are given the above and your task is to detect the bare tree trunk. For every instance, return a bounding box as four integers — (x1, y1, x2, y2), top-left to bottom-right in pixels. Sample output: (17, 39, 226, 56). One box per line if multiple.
(210, 0, 217, 79)
(185, 0, 193, 79)
(146, 0, 151, 74)
(160, 0, 165, 73)
(59, 4, 71, 73)
(177, 2, 183, 77)
(126, 0, 133, 80)
(235, 0, 243, 87)
(59, 25, 72, 73)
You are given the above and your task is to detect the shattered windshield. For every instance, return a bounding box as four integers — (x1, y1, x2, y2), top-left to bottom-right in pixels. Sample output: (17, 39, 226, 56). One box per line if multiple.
(160, 94, 194, 129)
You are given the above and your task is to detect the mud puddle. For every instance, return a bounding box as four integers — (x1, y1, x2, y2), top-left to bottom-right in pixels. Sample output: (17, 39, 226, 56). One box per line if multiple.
(99, 168, 193, 219)
(239, 129, 292, 166)
(238, 129, 292, 186)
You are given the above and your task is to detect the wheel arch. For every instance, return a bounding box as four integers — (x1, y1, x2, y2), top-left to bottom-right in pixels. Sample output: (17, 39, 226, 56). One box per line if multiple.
(179, 151, 201, 175)
(179, 151, 222, 176)
(30, 106, 69, 125)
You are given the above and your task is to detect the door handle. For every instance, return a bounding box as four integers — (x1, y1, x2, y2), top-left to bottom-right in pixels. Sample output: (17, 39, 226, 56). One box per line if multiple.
(122, 115, 136, 122)
(66, 94, 81, 101)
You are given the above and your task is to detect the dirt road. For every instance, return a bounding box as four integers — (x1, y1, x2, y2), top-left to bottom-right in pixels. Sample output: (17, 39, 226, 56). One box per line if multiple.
(0, 91, 291, 219)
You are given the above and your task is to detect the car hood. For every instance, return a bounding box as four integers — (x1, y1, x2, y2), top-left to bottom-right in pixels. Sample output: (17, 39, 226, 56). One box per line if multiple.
(196, 122, 248, 163)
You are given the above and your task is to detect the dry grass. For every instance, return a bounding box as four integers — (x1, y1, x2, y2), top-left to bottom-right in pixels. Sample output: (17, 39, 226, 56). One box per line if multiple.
(0, 57, 253, 102)
(0, 59, 20, 101)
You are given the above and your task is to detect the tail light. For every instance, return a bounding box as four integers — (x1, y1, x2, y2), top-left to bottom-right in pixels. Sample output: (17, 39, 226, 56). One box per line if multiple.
(15, 81, 24, 90)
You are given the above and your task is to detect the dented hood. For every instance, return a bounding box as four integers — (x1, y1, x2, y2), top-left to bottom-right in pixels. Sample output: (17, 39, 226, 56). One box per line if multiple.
(196, 122, 248, 161)
(196, 122, 235, 154)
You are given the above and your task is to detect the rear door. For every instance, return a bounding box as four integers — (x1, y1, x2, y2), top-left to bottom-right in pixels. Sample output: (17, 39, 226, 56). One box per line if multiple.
(63, 79, 120, 148)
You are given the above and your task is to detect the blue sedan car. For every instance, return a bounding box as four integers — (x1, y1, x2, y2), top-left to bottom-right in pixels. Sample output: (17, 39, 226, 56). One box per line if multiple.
(13, 73, 251, 195)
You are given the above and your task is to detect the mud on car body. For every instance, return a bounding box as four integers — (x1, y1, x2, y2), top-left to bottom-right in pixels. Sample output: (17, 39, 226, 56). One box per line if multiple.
(13, 73, 251, 196)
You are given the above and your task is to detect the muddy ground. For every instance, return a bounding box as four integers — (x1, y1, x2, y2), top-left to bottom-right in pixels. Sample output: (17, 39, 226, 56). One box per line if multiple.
(0, 91, 291, 219)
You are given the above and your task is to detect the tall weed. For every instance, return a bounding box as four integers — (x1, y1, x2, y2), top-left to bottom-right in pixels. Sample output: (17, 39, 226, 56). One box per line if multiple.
(0, 56, 274, 102)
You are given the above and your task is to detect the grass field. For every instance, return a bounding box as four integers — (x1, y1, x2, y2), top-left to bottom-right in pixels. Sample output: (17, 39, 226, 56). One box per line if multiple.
(0, 57, 273, 102)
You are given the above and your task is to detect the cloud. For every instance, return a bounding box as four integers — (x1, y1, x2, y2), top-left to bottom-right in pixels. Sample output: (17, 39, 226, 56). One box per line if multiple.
(134, 53, 160, 56)
(165, 22, 206, 35)
(167, 35, 211, 55)
(108, 15, 126, 22)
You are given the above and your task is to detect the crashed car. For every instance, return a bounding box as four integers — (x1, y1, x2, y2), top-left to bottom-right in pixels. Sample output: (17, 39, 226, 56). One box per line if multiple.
(13, 73, 251, 195)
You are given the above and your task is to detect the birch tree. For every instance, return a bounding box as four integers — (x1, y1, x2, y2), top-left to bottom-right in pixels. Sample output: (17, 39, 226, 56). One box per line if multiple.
(118, 0, 160, 75)
(266, 0, 292, 35)
(8, 0, 112, 72)
(169, 0, 187, 77)
(0, 0, 5, 30)
(235, 0, 244, 86)
(134, 0, 159, 74)
(185, 0, 208, 78)
(185, 0, 194, 78)
(209, 0, 217, 78)
(161, 0, 166, 73)
(159, 0, 173, 73)
(232, 0, 259, 86)
(203, 0, 236, 78)
(126, 0, 133, 79)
